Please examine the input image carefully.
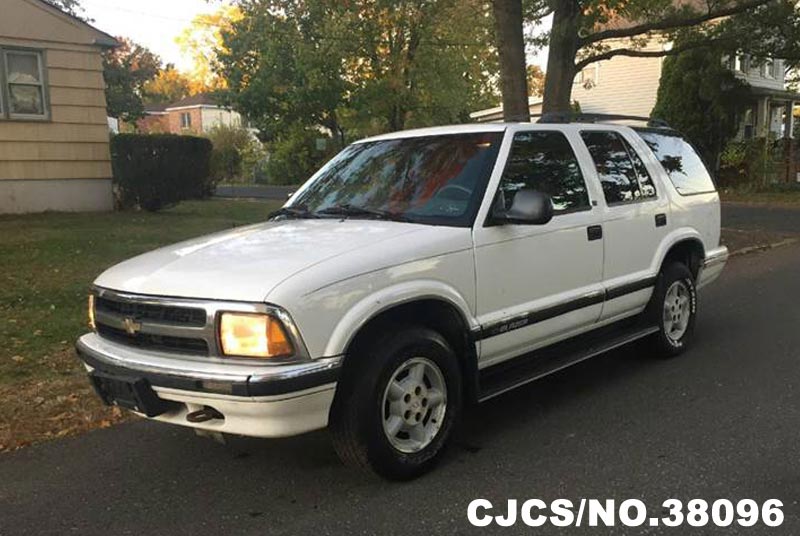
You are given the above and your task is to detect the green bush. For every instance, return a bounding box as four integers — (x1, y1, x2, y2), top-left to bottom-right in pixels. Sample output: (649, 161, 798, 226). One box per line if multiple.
(111, 134, 213, 211)
(651, 39, 748, 172)
(264, 123, 333, 185)
(207, 124, 265, 184)
(719, 137, 785, 188)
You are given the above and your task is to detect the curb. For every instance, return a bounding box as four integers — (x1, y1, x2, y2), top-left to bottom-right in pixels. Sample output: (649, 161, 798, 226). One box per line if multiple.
(729, 238, 799, 258)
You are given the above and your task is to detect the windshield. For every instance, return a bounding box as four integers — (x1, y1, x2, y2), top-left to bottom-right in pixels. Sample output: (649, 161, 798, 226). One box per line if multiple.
(286, 132, 503, 227)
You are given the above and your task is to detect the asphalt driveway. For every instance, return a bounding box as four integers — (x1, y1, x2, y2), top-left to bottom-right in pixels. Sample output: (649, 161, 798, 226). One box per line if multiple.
(2, 243, 800, 535)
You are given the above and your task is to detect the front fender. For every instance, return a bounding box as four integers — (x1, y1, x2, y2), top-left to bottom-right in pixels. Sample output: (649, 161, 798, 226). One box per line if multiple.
(322, 280, 477, 357)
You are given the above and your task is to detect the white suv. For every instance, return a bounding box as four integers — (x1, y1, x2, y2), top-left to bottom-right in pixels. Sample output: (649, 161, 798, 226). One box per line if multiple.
(77, 121, 728, 480)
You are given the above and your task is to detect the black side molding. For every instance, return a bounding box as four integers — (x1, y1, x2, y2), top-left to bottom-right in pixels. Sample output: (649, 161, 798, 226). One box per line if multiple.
(475, 291, 605, 340)
(605, 276, 657, 301)
(474, 276, 657, 341)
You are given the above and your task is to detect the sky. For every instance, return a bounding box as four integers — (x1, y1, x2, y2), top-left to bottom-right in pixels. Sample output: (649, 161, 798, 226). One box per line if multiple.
(80, 0, 551, 73)
(79, 0, 227, 71)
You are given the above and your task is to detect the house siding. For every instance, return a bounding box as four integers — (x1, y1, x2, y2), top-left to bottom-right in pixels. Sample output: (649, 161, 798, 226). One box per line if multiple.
(0, 0, 114, 213)
(571, 41, 665, 117)
(734, 60, 785, 91)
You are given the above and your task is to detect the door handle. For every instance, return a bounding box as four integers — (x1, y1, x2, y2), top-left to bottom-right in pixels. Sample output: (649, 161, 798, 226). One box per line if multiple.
(587, 225, 603, 241)
(655, 213, 667, 227)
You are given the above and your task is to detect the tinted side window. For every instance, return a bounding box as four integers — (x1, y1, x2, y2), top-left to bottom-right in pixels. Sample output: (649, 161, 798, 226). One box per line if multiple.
(621, 137, 657, 198)
(636, 131, 716, 195)
(497, 131, 590, 214)
(581, 131, 641, 204)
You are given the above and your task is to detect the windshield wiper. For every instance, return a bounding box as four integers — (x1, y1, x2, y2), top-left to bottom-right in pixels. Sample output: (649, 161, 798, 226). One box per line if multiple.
(268, 206, 320, 220)
(315, 204, 411, 223)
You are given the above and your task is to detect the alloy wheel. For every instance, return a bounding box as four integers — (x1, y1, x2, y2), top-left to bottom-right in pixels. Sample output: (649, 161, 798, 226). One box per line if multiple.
(381, 357, 447, 454)
(663, 280, 691, 343)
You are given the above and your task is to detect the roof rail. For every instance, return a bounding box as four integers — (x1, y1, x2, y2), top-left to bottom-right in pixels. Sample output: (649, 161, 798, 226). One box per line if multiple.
(534, 112, 671, 129)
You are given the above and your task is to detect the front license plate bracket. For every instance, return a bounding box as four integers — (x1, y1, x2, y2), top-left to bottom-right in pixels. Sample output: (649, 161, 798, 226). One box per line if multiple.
(90, 372, 173, 417)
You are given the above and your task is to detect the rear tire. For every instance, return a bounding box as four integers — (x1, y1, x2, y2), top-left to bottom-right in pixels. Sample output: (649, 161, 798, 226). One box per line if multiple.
(329, 326, 462, 480)
(647, 262, 697, 358)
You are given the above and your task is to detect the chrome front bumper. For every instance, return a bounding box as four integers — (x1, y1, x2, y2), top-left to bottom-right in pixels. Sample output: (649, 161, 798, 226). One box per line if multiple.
(77, 333, 342, 437)
(76, 333, 342, 397)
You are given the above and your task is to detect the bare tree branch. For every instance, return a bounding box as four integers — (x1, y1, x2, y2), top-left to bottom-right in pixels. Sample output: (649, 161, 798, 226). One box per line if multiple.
(574, 36, 737, 70)
(532, 6, 556, 18)
(579, 0, 774, 46)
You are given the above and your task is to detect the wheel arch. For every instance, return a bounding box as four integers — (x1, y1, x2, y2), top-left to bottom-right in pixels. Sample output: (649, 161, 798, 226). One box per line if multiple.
(328, 287, 480, 404)
(657, 234, 706, 280)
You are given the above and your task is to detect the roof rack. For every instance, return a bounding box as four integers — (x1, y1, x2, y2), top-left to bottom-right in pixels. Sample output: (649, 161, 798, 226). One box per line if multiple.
(534, 112, 671, 129)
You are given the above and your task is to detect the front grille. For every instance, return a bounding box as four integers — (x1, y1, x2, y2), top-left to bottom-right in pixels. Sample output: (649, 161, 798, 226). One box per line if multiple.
(93, 291, 213, 356)
(97, 324, 210, 355)
(95, 296, 206, 327)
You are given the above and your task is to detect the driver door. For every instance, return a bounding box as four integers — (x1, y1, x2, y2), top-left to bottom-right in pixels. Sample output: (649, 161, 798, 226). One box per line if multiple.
(473, 128, 605, 368)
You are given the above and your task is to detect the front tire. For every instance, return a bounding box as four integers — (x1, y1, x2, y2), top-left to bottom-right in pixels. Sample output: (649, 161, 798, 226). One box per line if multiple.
(647, 262, 697, 357)
(329, 326, 462, 480)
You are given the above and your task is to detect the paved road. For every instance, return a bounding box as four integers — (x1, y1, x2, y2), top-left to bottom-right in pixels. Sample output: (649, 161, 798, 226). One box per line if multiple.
(215, 185, 296, 201)
(722, 202, 800, 233)
(3, 245, 800, 535)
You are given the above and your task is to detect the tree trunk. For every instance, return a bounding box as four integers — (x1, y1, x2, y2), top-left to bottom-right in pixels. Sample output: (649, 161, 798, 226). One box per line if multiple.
(491, 0, 529, 122)
(541, 0, 581, 114)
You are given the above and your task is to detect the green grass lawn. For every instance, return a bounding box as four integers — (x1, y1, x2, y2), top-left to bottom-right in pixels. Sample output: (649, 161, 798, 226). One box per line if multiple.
(0, 199, 280, 450)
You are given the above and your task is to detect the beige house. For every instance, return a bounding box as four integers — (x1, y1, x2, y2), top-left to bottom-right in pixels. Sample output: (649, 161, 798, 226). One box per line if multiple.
(472, 40, 797, 141)
(0, 0, 118, 214)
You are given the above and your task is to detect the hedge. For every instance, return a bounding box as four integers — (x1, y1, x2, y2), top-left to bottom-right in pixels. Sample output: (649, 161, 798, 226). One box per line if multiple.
(111, 134, 214, 211)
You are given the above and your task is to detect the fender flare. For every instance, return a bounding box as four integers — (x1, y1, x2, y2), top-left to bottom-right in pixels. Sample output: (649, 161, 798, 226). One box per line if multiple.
(322, 279, 477, 358)
(651, 228, 706, 275)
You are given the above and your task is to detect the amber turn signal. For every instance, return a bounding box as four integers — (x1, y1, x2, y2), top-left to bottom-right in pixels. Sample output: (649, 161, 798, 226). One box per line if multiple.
(88, 294, 96, 330)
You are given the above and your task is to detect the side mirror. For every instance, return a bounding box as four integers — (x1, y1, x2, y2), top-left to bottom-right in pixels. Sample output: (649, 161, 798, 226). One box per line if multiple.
(492, 189, 553, 226)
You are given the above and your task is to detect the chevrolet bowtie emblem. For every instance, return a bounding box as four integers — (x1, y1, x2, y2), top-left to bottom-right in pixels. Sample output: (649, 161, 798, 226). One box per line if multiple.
(123, 317, 142, 335)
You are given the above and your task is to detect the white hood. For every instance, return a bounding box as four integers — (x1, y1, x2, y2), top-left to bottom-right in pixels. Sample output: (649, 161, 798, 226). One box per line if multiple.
(94, 219, 427, 302)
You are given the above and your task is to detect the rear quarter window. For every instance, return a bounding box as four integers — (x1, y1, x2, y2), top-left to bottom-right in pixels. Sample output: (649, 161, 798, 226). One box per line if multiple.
(636, 130, 716, 195)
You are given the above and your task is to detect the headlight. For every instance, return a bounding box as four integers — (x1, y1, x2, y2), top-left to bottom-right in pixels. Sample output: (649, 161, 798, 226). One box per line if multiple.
(88, 294, 96, 330)
(219, 312, 294, 358)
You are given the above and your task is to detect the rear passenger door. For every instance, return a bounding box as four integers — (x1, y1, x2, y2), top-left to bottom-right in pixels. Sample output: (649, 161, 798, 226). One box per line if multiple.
(579, 129, 670, 321)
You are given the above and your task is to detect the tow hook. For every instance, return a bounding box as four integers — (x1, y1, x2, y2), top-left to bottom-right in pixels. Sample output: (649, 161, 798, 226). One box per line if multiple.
(186, 406, 224, 423)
